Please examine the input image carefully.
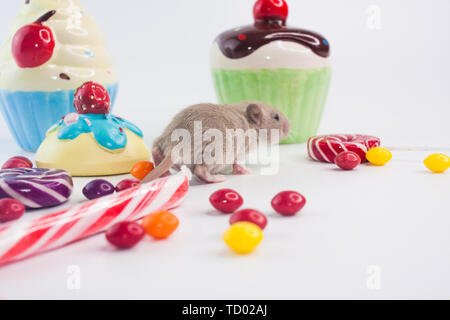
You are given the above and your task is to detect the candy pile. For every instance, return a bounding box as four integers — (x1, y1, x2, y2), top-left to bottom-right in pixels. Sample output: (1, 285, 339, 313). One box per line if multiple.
(308, 133, 449, 173)
(210, 189, 306, 254)
(1, 155, 62, 222)
(77, 160, 178, 249)
(105, 211, 180, 249)
(308, 134, 381, 163)
(308, 134, 393, 170)
(79, 161, 155, 201)
(0, 132, 447, 265)
(0, 168, 189, 265)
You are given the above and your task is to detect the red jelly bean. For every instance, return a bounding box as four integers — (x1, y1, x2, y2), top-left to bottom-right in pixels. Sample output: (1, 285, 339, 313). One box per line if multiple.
(335, 151, 361, 170)
(0, 198, 25, 223)
(2, 156, 33, 169)
(11, 156, 33, 167)
(271, 191, 306, 216)
(209, 189, 244, 213)
(105, 221, 146, 249)
(115, 178, 140, 192)
(230, 209, 268, 230)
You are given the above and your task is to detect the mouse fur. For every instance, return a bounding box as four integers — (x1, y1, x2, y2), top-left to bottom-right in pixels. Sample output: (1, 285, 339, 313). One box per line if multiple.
(142, 101, 291, 184)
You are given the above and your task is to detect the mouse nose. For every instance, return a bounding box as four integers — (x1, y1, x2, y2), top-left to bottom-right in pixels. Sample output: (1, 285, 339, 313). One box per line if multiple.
(283, 120, 291, 137)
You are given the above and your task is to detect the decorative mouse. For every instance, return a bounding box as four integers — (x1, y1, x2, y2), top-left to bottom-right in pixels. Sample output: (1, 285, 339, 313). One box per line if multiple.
(142, 101, 291, 184)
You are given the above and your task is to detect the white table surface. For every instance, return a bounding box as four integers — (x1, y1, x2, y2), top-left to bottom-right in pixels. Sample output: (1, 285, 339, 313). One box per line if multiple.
(0, 141, 449, 300)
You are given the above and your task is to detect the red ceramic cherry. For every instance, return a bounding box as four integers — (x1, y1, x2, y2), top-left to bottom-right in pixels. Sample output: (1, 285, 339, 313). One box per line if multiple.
(335, 151, 361, 170)
(0, 198, 25, 223)
(2, 156, 33, 170)
(230, 209, 268, 230)
(12, 11, 56, 68)
(74, 81, 111, 115)
(115, 179, 140, 192)
(105, 221, 146, 249)
(253, 0, 289, 22)
(209, 189, 244, 214)
(271, 191, 306, 216)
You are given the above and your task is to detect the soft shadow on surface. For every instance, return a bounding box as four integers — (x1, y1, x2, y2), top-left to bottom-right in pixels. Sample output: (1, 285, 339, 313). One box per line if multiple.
(205, 210, 228, 217)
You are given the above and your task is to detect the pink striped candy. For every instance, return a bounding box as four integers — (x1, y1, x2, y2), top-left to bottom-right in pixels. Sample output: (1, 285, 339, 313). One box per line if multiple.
(0, 169, 190, 266)
(308, 134, 381, 163)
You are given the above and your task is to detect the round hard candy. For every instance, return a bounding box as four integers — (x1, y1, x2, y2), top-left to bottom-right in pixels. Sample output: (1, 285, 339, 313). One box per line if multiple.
(308, 134, 381, 163)
(0, 168, 73, 209)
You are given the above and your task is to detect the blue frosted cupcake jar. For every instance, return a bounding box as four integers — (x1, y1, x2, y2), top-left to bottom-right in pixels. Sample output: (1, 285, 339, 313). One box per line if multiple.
(0, 0, 119, 151)
(0, 85, 118, 151)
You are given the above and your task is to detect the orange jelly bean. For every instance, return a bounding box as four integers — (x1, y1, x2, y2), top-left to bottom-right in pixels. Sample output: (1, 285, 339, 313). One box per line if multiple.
(142, 211, 179, 239)
(131, 161, 155, 180)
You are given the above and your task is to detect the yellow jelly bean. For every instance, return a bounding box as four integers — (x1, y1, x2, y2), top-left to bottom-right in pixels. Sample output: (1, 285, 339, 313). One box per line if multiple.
(366, 147, 392, 166)
(424, 154, 450, 173)
(223, 222, 263, 254)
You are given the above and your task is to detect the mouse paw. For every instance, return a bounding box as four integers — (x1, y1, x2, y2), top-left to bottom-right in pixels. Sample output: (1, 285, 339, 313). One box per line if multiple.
(205, 174, 227, 184)
(194, 165, 227, 184)
(152, 148, 164, 167)
(233, 164, 252, 175)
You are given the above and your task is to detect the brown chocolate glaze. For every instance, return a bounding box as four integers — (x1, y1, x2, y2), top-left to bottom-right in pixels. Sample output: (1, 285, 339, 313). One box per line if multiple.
(215, 19, 330, 59)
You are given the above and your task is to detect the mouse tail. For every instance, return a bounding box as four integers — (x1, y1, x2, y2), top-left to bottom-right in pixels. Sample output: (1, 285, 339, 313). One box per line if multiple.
(141, 151, 175, 184)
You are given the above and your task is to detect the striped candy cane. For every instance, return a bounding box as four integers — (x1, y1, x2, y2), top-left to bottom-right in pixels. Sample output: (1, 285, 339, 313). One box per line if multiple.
(0, 168, 191, 266)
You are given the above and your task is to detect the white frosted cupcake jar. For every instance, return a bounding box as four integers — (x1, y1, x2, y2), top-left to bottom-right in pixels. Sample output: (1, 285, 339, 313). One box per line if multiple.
(0, 0, 118, 151)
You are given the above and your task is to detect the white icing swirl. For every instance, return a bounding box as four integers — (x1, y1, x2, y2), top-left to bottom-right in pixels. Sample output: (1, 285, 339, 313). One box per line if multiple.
(0, 0, 118, 92)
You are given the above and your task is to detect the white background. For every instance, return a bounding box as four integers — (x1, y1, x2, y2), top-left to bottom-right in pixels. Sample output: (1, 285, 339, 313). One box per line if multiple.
(0, 0, 449, 300)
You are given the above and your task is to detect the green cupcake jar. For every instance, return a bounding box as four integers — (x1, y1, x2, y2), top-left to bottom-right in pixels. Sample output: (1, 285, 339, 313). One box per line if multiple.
(210, 0, 331, 144)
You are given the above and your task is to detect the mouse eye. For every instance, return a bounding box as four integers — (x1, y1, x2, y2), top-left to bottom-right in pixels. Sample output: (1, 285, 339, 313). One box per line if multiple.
(274, 114, 280, 121)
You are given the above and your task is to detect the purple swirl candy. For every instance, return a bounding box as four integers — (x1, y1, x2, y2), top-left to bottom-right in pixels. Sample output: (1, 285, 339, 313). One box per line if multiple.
(0, 168, 73, 209)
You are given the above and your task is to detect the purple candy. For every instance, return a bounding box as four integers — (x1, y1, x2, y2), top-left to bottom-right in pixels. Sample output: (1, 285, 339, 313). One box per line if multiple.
(83, 179, 115, 200)
(0, 168, 73, 209)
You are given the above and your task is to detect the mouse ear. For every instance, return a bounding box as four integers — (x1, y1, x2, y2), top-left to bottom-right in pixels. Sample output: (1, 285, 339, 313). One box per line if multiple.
(247, 104, 263, 126)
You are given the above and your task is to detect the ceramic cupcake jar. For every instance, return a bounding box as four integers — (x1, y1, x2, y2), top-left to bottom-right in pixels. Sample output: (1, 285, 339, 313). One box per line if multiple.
(36, 82, 150, 176)
(211, 0, 331, 144)
(0, 0, 118, 152)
